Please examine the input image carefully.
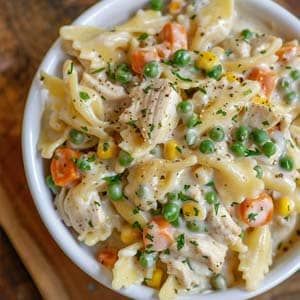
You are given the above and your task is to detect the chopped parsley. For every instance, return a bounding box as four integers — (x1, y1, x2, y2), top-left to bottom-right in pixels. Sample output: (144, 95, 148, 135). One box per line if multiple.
(91, 67, 105, 74)
(67, 62, 74, 75)
(216, 109, 227, 116)
(138, 32, 149, 41)
(214, 202, 220, 215)
(127, 120, 137, 128)
(262, 120, 270, 126)
(178, 191, 193, 202)
(198, 87, 207, 94)
(81, 126, 88, 132)
(75, 157, 92, 172)
(225, 49, 233, 57)
(88, 220, 94, 228)
(248, 212, 258, 221)
(132, 221, 142, 230)
(172, 71, 192, 82)
(176, 234, 185, 250)
(243, 89, 252, 96)
(132, 207, 140, 215)
(189, 240, 198, 247)
(103, 174, 122, 184)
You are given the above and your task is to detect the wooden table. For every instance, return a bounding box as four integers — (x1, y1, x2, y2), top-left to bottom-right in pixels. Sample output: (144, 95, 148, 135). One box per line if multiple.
(0, 1, 299, 299)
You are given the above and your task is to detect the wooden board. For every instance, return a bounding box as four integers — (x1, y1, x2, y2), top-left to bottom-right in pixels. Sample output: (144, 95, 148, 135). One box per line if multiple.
(0, 1, 299, 299)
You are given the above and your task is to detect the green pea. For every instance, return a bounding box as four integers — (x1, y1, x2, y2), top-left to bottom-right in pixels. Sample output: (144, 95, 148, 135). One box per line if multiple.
(118, 150, 134, 167)
(211, 274, 227, 290)
(46, 175, 59, 194)
(186, 220, 202, 232)
(185, 129, 197, 146)
(205, 191, 217, 204)
(279, 78, 291, 90)
(230, 142, 247, 157)
(290, 69, 300, 80)
(279, 155, 294, 171)
(167, 192, 178, 202)
(262, 141, 277, 157)
(162, 202, 180, 222)
(235, 126, 249, 142)
(199, 139, 215, 154)
(285, 91, 297, 104)
(108, 181, 123, 201)
(186, 114, 201, 128)
(144, 61, 160, 78)
(177, 101, 193, 114)
(75, 157, 91, 171)
(172, 49, 191, 67)
(150, 0, 164, 10)
(251, 128, 269, 146)
(139, 252, 156, 268)
(241, 29, 254, 42)
(209, 126, 225, 142)
(206, 64, 223, 80)
(69, 129, 85, 145)
(115, 64, 132, 84)
(171, 217, 180, 228)
(254, 165, 263, 179)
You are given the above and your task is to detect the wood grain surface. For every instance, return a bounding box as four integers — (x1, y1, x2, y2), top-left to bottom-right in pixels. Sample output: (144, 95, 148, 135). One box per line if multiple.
(0, 1, 299, 300)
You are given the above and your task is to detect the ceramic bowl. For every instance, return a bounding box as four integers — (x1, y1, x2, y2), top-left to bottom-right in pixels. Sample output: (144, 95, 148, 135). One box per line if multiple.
(22, 1, 300, 299)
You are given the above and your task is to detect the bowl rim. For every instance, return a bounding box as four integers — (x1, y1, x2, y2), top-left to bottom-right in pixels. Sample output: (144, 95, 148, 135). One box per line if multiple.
(22, 0, 300, 299)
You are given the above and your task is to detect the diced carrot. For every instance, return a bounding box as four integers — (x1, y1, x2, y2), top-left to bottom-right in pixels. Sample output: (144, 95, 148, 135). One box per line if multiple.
(238, 192, 274, 227)
(143, 216, 174, 252)
(155, 43, 172, 60)
(97, 248, 118, 269)
(248, 67, 277, 97)
(276, 42, 298, 62)
(159, 22, 188, 52)
(50, 147, 80, 187)
(131, 48, 160, 74)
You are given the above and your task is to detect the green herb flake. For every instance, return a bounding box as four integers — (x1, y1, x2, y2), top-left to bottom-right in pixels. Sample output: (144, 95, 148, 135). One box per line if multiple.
(67, 62, 74, 75)
(216, 109, 227, 116)
(91, 67, 105, 74)
(248, 212, 258, 221)
(243, 89, 252, 96)
(176, 234, 185, 250)
(172, 71, 193, 82)
(138, 33, 149, 41)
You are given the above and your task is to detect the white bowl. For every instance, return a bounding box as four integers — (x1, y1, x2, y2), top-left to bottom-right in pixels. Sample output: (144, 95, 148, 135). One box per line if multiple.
(22, 1, 300, 299)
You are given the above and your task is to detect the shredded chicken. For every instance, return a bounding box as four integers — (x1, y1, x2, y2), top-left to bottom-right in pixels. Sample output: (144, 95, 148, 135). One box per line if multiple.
(207, 205, 247, 253)
(120, 79, 180, 145)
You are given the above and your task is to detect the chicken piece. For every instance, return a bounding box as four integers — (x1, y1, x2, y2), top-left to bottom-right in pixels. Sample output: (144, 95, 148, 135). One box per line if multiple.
(125, 156, 197, 211)
(120, 79, 180, 145)
(207, 205, 247, 253)
(81, 72, 130, 122)
(55, 187, 115, 246)
(160, 255, 208, 290)
(161, 233, 227, 283)
(242, 101, 281, 130)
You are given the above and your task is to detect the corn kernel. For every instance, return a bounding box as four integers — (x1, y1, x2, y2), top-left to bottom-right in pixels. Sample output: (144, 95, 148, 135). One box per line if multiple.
(252, 95, 270, 107)
(97, 140, 118, 160)
(146, 268, 164, 289)
(182, 201, 205, 221)
(168, 0, 183, 14)
(120, 225, 141, 245)
(276, 197, 294, 217)
(196, 51, 219, 71)
(164, 140, 181, 161)
(225, 72, 239, 83)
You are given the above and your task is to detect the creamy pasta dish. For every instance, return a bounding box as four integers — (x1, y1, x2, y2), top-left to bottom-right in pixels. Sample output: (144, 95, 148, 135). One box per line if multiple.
(38, 0, 300, 298)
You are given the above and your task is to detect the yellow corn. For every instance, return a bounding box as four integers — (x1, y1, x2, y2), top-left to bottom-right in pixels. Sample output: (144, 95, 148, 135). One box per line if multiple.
(168, 0, 183, 14)
(225, 72, 239, 83)
(296, 178, 300, 186)
(164, 140, 181, 161)
(146, 268, 164, 289)
(182, 201, 204, 221)
(196, 51, 219, 71)
(252, 95, 270, 107)
(276, 197, 294, 217)
(120, 225, 141, 245)
(97, 140, 118, 160)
